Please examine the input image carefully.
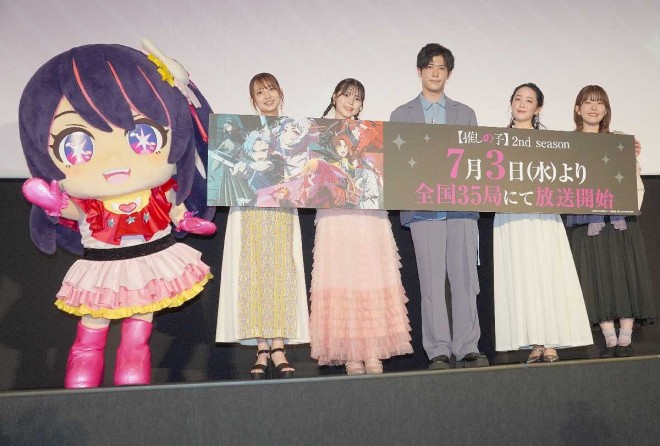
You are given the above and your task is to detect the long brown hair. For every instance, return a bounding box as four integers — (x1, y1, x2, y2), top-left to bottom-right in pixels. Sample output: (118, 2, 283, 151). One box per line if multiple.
(249, 72, 284, 112)
(574, 85, 611, 133)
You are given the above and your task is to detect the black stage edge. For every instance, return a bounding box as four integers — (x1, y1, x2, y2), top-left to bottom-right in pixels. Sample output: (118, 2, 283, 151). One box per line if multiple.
(1, 356, 659, 446)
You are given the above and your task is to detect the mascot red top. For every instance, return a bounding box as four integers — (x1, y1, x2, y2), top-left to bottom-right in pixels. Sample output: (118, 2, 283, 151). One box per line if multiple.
(19, 39, 216, 388)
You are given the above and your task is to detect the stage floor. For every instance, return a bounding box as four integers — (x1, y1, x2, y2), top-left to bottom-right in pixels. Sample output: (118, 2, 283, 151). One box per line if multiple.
(1, 355, 658, 445)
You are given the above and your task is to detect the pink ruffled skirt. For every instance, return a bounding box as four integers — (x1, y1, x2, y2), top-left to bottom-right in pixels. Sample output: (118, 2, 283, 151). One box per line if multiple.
(55, 242, 211, 319)
(310, 209, 413, 365)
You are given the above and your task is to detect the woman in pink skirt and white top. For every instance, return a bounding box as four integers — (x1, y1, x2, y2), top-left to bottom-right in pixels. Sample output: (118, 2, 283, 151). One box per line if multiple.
(309, 78, 413, 375)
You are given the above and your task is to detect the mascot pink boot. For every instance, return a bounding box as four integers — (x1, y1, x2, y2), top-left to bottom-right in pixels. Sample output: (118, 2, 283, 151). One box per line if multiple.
(64, 322, 109, 388)
(115, 318, 153, 386)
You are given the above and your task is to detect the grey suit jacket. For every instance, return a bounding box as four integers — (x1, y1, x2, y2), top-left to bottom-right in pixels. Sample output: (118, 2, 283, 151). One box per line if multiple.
(389, 95, 479, 226)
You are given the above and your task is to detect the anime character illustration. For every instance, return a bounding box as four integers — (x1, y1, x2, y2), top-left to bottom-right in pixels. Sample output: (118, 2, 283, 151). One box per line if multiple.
(297, 157, 355, 208)
(232, 128, 286, 199)
(309, 118, 384, 209)
(330, 133, 357, 173)
(269, 186, 298, 207)
(355, 155, 383, 209)
(253, 154, 358, 209)
(309, 132, 357, 174)
(334, 119, 384, 162)
(208, 112, 382, 210)
(19, 41, 216, 389)
(208, 115, 255, 206)
(271, 117, 318, 178)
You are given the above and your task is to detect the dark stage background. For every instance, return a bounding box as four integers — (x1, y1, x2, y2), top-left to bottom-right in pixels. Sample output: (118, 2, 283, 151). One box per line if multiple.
(0, 178, 658, 390)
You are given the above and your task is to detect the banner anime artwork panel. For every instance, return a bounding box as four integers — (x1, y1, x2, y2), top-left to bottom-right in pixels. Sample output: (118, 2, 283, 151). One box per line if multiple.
(207, 115, 639, 215)
(207, 114, 384, 209)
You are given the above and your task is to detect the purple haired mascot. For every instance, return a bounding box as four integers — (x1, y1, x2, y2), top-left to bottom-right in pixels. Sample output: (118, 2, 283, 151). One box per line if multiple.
(19, 40, 216, 388)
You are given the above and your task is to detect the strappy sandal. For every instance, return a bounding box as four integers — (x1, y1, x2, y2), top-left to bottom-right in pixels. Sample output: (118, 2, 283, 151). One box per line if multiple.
(250, 349, 271, 380)
(345, 361, 366, 375)
(270, 347, 295, 379)
(365, 358, 383, 375)
(527, 346, 545, 363)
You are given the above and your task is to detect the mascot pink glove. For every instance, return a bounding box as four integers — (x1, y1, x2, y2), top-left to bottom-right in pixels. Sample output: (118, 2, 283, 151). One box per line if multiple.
(22, 178, 69, 217)
(176, 211, 216, 235)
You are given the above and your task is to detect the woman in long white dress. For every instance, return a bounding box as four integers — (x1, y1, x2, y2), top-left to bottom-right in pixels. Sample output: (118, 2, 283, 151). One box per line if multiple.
(215, 73, 308, 379)
(493, 83, 592, 362)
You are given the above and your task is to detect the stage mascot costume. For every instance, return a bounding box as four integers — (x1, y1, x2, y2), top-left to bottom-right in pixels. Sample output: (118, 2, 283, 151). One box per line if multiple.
(19, 40, 216, 388)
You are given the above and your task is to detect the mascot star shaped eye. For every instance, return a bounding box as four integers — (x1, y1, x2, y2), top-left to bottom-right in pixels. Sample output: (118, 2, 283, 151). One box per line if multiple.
(128, 123, 162, 155)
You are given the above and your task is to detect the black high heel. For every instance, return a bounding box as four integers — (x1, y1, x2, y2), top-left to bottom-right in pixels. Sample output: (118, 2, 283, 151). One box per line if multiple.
(270, 347, 295, 379)
(600, 346, 616, 358)
(615, 344, 633, 357)
(250, 349, 271, 380)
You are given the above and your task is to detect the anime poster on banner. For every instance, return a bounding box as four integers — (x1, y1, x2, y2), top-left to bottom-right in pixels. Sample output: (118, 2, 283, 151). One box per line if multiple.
(208, 114, 639, 215)
(207, 114, 384, 209)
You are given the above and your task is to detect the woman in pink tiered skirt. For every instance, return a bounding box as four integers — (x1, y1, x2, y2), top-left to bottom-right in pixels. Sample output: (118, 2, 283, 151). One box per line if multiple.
(309, 78, 413, 374)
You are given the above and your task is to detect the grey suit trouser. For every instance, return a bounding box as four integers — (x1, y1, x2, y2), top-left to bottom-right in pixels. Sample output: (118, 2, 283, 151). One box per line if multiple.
(410, 219, 481, 361)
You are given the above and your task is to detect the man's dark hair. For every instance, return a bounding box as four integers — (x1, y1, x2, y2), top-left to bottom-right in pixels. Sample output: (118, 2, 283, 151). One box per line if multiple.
(416, 43, 455, 72)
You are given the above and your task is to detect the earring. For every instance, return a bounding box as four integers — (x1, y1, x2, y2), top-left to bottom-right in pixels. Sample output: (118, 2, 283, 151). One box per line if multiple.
(509, 115, 515, 128)
(532, 114, 540, 129)
(279, 99, 284, 114)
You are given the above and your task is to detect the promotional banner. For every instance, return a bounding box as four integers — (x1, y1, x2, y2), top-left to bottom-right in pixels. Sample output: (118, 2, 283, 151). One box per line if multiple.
(207, 114, 638, 215)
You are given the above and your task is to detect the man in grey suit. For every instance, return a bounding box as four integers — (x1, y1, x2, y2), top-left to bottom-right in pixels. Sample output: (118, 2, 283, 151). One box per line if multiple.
(390, 43, 488, 369)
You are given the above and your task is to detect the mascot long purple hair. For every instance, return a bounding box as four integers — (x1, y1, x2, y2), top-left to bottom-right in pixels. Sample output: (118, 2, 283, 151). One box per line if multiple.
(19, 41, 216, 388)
